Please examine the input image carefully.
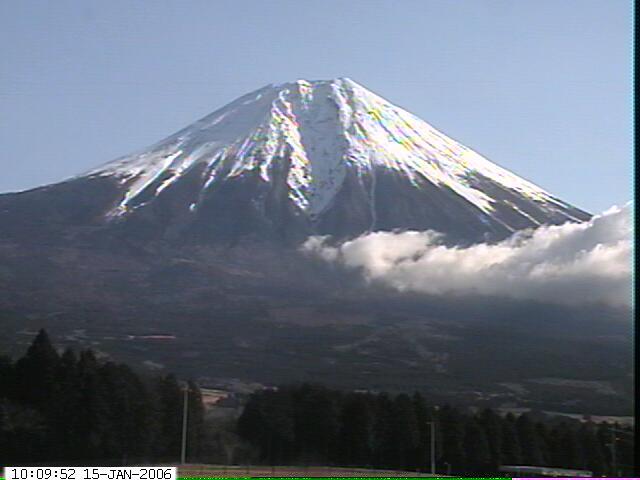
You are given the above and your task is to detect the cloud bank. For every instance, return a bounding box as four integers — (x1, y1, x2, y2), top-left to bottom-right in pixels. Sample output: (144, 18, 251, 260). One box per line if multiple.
(303, 203, 632, 307)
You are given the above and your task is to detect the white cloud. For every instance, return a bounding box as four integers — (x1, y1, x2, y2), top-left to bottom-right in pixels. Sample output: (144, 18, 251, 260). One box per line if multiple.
(303, 203, 632, 307)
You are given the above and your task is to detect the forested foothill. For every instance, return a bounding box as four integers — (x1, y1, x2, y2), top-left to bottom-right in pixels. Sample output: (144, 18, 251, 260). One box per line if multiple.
(0, 330, 634, 476)
(236, 383, 634, 476)
(0, 330, 205, 465)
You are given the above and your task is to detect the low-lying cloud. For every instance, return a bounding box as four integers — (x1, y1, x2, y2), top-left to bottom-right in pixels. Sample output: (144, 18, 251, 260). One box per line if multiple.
(303, 203, 632, 307)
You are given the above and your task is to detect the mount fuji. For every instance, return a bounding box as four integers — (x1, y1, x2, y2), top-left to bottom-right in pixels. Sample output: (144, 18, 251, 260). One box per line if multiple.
(1, 78, 589, 246)
(2, 79, 628, 415)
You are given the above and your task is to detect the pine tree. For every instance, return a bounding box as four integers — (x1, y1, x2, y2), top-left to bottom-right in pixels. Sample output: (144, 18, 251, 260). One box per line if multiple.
(0, 332, 208, 466)
(613, 425, 634, 476)
(463, 417, 491, 473)
(371, 393, 395, 469)
(0, 396, 7, 463)
(12, 329, 59, 407)
(0, 354, 12, 399)
(291, 385, 339, 464)
(438, 405, 465, 474)
(0, 402, 48, 463)
(338, 393, 373, 467)
(390, 393, 419, 470)
(500, 413, 522, 465)
(49, 348, 81, 460)
(595, 423, 614, 474)
(187, 380, 205, 462)
(155, 374, 183, 461)
(261, 389, 295, 465)
(99, 362, 154, 463)
(0, 354, 11, 460)
(237, 392, 264, 446)
(562, 424, 586, 469)
(516, 413, 544, 466)
(411, 392, 430, 471)
(74, 349, 111, 460)
(580, 422, 606, 475)
(548, 423, 566, 468)
(479, 408, 503, 469)
(535, 421, 551, 466)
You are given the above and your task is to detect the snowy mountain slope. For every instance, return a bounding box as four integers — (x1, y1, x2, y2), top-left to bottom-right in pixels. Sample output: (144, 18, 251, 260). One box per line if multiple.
(0, 79, 629, 414)
(2, 78, 590, 244)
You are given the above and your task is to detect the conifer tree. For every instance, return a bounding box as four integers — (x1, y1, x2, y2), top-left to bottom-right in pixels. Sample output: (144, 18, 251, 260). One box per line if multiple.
(438, 405, 465, 473)
(0, 331, 206, 466)
(562, 423, 586, 469)
(612, 425, 634, 476)
(516, 413, 544, 465)
(291, 384, 339, 464)
(187, 380, 206, 462)
(372, 393, 395, 469)
(501, 413, 523, 465)
(75, 349, 110, 460)
(463, 417, 491, 473)
(237, 392, 265, 448)
(0, 394, 7, 463)
(238, 388, 296, 465)
(155, 374, 183, 461)
(580, 422, 606, 475)
(548, 423, 567, 468)
(479, 408, 503, 468)
(338, 393, 373, 467)
(411, 392, 430, 471)
(49, 348, 80, 459)
(261, 389, 295, 465)
(100, 362, 153, 462)
(535, 421, 551, 466)
(0, 354, 12, 398)
(390, 393, 419, 470)
(12, 329, 59, 407)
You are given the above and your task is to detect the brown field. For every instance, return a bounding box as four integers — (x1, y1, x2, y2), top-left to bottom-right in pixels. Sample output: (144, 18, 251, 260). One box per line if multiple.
(178, 465, 441, 477)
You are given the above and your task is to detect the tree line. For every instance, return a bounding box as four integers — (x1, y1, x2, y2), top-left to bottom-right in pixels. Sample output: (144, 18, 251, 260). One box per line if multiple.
(237, 383, 634, 476)
(1, 330, 634, 475)
(0, 329, 205, 465)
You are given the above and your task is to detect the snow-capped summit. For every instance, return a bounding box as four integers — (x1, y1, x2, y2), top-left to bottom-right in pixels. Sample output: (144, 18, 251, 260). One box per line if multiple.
(4, 78, 590, 244)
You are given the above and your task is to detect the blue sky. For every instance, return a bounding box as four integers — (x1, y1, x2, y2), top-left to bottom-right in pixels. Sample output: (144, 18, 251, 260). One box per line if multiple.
(0, 0, 631, 213)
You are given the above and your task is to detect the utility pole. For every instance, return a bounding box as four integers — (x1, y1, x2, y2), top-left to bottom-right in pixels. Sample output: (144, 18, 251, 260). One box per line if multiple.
(181, 385, 189, 465)
(427, 421, 436, 475)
